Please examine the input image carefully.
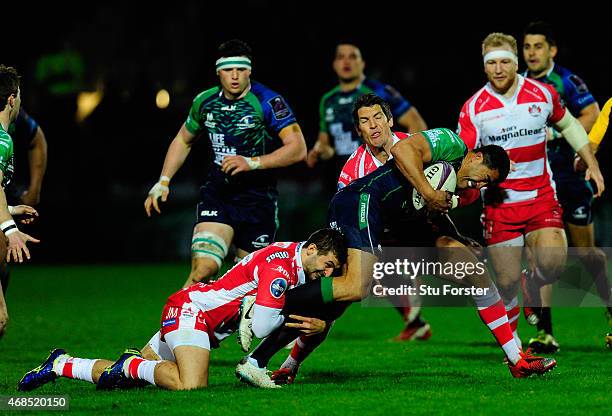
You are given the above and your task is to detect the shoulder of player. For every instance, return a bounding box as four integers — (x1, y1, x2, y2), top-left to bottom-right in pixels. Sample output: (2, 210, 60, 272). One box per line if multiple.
(462, 86, 490, 115)
(0, 129, 13, 144)
(248, 80, 287, 102)
(192, 86, 220, 105)
(319, 85, 342, 104)
(521, 76, 557, 102)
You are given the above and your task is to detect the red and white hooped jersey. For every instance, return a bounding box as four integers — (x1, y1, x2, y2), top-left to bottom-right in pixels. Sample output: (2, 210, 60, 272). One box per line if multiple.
(165, 242, 305, 342)
(458, 75, 566, 206)
(337, 132, 409, 189)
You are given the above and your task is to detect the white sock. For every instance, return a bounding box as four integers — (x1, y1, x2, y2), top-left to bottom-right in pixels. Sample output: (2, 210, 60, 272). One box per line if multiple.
(123, 357, 161, 386)
(54, 356, 97, 383)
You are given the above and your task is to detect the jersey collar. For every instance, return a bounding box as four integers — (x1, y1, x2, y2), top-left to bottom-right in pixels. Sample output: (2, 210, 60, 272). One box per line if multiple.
(294, 242, 306, 285)
(485, 74, 524, 103)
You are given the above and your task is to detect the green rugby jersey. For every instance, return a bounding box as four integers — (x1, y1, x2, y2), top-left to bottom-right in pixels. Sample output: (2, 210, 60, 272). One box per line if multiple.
(0, 124, 15, 188)
(185, 81, 297, 194)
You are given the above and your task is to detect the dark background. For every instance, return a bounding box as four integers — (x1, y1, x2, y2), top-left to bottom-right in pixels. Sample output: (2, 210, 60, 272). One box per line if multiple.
(3, 2, 612, 263)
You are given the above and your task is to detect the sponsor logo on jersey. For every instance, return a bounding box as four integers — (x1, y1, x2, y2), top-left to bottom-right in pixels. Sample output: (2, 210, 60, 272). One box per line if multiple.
(424, 129, 444, 148)
(569, 74, 589, 94)
(252, 234, 271, 249)
(573, 206, 588, 220)
(221, 104, 237, 111)
(237, 115, 256, 129)
(200, 210, 218, 217)
(268, 96, 290, 120)
(528, 104, 542, 117)
(487, 127, 545, 142)
(325, 107, 334, 122)
(162, 318, 176, 327)
(273, 265, 290, 278)
(338, 97, 353, 105)
(266, 251, 289, 263)
(359, 193, 369, 230)
(270, 278, 288, 298)
(205, 113, 216, 128)
(273, 242, 292, 248)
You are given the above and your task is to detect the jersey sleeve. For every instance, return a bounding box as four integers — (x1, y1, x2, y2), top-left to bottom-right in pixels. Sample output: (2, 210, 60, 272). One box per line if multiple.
(378, 83, 412, 119)
(589, 98, 612, 146)
(15, 109, 39, 144)
(543, 83, 567, 124)
(262, 93, 298, 135)
(422, 128, 467, 162)
(457, 101, 479, 149)
(337, 149, 359, 189)
(185, 95, 205, 135)
(563, 72, 596, 115)
(0, 132, 13, 175)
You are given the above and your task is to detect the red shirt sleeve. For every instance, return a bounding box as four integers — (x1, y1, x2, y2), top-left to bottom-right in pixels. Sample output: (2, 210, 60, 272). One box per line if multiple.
(543, 83, 567, 124)
(457, 101, 478, 150)
(255, 263, 292, 309)
(337, 151, 358, 189)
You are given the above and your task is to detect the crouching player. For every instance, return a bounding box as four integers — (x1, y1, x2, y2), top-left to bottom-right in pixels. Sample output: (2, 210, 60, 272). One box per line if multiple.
(18, 228, 347, 391)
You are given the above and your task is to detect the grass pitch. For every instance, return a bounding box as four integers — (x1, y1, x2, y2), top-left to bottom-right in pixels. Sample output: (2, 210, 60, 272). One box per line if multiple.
(1, 264, 610, 415)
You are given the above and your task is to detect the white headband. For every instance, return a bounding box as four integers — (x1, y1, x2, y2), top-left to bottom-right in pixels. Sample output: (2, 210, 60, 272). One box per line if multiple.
(215, 56, 252, 72)
(483, 50, 518, 65)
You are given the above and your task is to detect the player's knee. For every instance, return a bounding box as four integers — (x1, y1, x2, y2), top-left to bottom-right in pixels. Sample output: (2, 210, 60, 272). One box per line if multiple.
(537, 257, 565, 280)
(155, 361, 182, 390)
(190, 261, 219, 283)
(191, 231, 228, 272)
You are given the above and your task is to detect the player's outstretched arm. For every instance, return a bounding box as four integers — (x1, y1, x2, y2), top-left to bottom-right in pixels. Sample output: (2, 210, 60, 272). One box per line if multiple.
(144, 124, 197, 216)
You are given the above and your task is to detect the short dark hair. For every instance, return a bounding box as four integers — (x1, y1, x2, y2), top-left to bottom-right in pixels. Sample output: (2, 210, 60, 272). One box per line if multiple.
(217, 39, 253, 60)
(305, 228, 348, 266)
(352, 93, 392, 128)
(474, 145, 510, 183)
(524, 21, 556, 47)
(0, 65, 20, 112)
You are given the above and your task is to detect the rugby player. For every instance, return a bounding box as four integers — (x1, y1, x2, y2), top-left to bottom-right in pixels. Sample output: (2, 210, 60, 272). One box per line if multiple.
(0, 66, 41, 338)
(335, 95, 432, 341)
(0, 108, 48, 337)
(144, 39, 307, 288)
(457, 32, 604, 353)
(237, 95, 556, 386)
(17, 229, 346, 391)
(307, 43, 426, 196)
(522, 21, 610, 351)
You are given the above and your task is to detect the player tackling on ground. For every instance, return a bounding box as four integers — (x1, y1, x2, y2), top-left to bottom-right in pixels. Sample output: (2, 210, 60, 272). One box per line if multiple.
(17, 229, 346, 391)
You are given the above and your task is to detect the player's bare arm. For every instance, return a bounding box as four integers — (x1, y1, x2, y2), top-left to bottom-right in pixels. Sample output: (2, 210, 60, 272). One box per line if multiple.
(396, 107, 427, 134)
(145, 123, 197, 216)
(21, 126, 47, 206)
(390, 134, 451, 212)
(222, 123, 306, 175)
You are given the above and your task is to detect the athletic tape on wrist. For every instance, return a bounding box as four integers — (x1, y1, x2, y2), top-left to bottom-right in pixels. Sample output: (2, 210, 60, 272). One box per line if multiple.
(1, 219, 18, 236)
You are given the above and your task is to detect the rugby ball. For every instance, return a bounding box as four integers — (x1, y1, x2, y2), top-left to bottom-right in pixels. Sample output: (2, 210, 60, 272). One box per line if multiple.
(412, 161, 459, 210)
